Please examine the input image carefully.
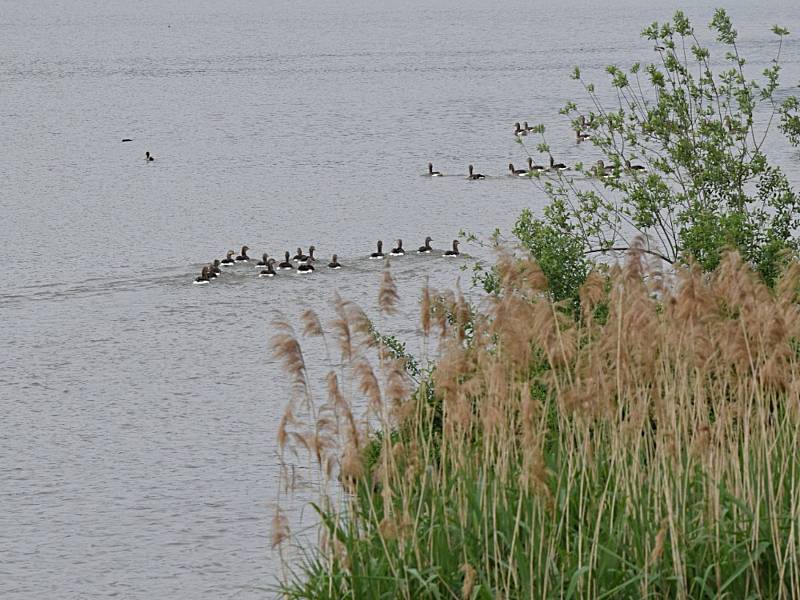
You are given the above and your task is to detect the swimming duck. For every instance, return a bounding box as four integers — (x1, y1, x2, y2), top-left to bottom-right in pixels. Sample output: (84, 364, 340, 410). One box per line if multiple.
(508, 163, 527, 176)
(370, 241, 385, 259)
(723, 116, 735, 133)
(278, 251, 294, 270)
(527, 157, 546, 173)
(293, 247, 308, 262)
(576, 130, 591, 143)
(390, 239, 405, 256)
(549, 156, 568, 172)
(210, 259, 222, 276)
(145, 151, 154, 162)
(206, 263, 218, 279)
(220, 250, 236, 266)
(235, 246, 250, 262)
(427, 163, 442, 176)
(259, 258, 277, 278)
(328, 254, 342, 269)
(523, 121, 536, 133)
(255, 253, 269, 267)
(467, 165, 485, 180)
(514, 122, 527, 137)
(418, 236, 433, 253)
(194, 266, 211, 284)
(297, 261, 315, 274)
(625, 159, 646, 172)
(594, 160, 616, 178)
(306, 245, 316, 263)
(444, 240, 460, 257)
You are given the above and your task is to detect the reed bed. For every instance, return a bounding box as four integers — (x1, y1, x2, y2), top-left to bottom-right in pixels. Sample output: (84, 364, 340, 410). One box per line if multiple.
(273, 250, 800, 599)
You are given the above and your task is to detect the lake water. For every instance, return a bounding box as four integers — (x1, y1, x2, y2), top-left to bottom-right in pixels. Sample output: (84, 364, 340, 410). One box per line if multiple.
(2, 0, 799, 597)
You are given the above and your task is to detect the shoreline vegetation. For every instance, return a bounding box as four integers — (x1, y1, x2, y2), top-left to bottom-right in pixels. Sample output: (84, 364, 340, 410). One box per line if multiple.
(275, 249, 800, 599)
(271, 9, 800, 599)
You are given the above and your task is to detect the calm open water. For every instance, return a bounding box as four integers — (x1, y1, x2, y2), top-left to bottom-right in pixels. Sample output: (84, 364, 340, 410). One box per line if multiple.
(2, 0, 799, 597)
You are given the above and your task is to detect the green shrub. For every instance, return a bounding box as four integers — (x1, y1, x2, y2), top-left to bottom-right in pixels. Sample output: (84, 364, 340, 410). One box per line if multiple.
(520, 9, 799, 287)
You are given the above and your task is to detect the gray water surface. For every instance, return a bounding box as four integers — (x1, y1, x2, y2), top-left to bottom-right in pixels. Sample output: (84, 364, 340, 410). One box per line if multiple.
(2, 0, 799, 597)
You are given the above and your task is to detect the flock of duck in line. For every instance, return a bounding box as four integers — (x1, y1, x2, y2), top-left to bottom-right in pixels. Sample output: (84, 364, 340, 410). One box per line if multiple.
(436, 119, 646, 180)
(127, 117, 646, 285)
(191, 237, 457, 284)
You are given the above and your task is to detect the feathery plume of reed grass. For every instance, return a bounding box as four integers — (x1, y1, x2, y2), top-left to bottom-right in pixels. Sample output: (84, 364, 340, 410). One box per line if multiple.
(384, 359, 411, 417)
(325, 371, 346, 413)
(379, 262, 399, 315)
(270, 317, 308, 394)
(354, 358, 382, 415)
(430, 290, 452, 338)
(497, 248, 548, 297)
(460, 563, 476, 600)
(331, 292, 353, 363)
(277, 406, 292, 453)
(421, 279, 432, 337)
(345, 300, 377, 350)
(340, 441, 364, 485)
(579, 269, 606, 323)
(271, 507, 290, 549)
(300, 308, 324, 338)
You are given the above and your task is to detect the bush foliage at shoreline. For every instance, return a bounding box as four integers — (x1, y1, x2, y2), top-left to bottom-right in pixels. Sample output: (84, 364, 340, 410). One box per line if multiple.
(513, 9, 799, 307)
